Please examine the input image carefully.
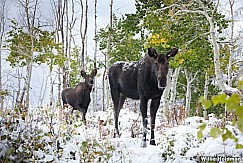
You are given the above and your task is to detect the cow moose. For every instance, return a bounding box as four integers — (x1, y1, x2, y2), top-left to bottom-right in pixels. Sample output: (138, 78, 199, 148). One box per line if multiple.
(61, 69, 97, 122)
(108, 48, 178, 147)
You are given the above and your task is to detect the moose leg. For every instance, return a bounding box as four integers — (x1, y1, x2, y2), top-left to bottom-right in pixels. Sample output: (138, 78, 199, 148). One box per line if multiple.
(140, 97, 148, 148)
(82, 111, 87, 124)
(115, 94, 126, 136)
(150, 98, 160, 145)
(111, 89, 122, 137)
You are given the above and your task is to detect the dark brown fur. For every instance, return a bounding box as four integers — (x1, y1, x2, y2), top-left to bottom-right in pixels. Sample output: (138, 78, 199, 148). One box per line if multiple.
(109, 48, 178, 147)
(62, 69, 97, 121)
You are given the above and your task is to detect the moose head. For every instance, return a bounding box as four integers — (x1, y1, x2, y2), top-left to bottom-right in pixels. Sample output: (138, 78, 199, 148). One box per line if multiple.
(148, 48, 178, 89)
(81, 69, 97, 88)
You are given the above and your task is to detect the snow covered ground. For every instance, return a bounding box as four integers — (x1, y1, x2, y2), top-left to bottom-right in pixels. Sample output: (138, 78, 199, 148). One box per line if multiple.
(1, 104, 243, 162)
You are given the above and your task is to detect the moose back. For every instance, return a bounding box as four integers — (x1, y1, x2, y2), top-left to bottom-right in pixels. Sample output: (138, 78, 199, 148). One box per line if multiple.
(109, 48, 178, 147)
(61, 69, 97, 121)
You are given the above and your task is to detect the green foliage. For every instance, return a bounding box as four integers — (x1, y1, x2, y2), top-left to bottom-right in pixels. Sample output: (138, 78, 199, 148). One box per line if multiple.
(212, 93, 227, 106)
(210, 127, 221, 138)
(197, 123, 206, 139)
(142, 0, 225, 73)
(199, 96, 212, 110)
(0, 108, 51, 161)
(96, 15, 144, 63)
(69, 47, 82, 87)
(80, 139, 114, 162)
(123, 0, 228, 116)
(160, 130, 202, 162)
(97, 0, 228, 75)
(5, 20, 65, 70)
(0, 107, 116, 162)
(198, 91, 243, 149)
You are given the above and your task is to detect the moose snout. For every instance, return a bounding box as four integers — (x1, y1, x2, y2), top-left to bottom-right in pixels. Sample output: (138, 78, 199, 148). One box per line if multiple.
(157, 76, 167, 90)
(88, 77, 94, 86)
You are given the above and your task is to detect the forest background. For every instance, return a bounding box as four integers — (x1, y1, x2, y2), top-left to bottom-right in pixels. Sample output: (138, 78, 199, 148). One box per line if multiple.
(1, 0, 243, 162)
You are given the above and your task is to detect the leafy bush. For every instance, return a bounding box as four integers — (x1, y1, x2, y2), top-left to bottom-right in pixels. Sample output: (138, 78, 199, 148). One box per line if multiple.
(0, 107, 115, 162)
(160, 128, 202, 162)
(199, 92, 243, 149)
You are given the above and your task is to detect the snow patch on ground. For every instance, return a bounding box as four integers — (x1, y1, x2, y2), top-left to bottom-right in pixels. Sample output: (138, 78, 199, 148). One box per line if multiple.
(1, 107, 243, 162)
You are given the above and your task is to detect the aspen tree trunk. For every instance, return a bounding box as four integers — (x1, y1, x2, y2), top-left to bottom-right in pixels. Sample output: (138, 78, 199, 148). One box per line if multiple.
(79, 0, 88, 69)
(185, 70, 198, 116)
(202, 9, 226, 92)
(105, 0, 113, 110)
(50, 0, 63, 106)
(0, 0, 7, 109)
(25, 45, 34, 109)
(185, 69, 192, 116)
(65, 0, 70, 87)
(102, 56, 106, 111)
(203, 72, 209, 118)
(62, 0, 68, 89)
(65, 0, 75, 87)
(49, 70, 54, 107)
(227, 0, 235, 87)
(56, 0, 63, 105)
(169, 67, 180, 110)
(54, 0, 68, 92)
(162, 68, 172, 111)
(93, 0, 98, 111)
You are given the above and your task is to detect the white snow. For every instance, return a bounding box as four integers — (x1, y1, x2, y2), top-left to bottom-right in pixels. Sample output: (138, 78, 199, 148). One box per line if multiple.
(1, 107, 243, 162)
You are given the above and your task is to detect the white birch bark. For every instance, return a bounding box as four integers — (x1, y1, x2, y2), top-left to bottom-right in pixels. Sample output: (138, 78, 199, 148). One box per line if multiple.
(185, 70, 198, 116)
(0, 0, 7, 109)
(105, 0, 113, 110)
(162, 68, 172, 111)
(93, 0, 98, 111)
(169, 67, 180, 110)
(227, 0, 235, 87)
(79, 0, 88, 69)
(203, 72, 209, 118)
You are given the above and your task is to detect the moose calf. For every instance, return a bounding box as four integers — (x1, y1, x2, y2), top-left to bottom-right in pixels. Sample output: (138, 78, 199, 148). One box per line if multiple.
(61, 69, 97, 121)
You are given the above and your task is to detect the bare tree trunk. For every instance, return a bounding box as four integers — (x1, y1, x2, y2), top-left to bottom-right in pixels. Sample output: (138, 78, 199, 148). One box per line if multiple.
(0, 0, 8, 109)
(93, 0, 98, 111)
(162, 68, 172, 110)
(169, 67, 180, 110)
(39, 71, 48, 106)
(56, 0, 64, 104)
(203, 72, 209, 118)
(65, 0, 70, 87)
(25, 55, 34, 109)
(185, 70, 198, 116)
(227, 0, 235, 87)
(62, 0, 68, 89)
(102, 63, 106, 111)
(105, 0, 113, 110)
(79, 0, 88, 69)
(52, 0, 72, 102)
(57, 66, 62, 105)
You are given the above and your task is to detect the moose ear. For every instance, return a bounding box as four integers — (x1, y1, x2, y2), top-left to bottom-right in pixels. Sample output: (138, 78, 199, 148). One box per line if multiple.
(148, 48, 158, 58)
(91, 68, 97, 76)
(166, 48, 178, 59)
(81, 70, 86, 77)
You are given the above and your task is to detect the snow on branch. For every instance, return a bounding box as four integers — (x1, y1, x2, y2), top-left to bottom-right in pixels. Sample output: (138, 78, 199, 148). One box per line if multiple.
(224, 83, 243, 97)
